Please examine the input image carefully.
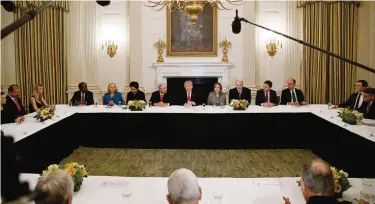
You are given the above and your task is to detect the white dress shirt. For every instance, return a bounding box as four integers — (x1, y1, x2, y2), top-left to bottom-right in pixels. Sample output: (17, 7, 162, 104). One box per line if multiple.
(289, 89, 297, 102)
(354, 92, 364, 109)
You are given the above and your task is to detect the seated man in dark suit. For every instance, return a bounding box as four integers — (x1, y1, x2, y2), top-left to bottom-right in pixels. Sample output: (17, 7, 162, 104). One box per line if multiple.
(358, 88, 375, 119)
(336, 80, 368, 110)
(255, 80, 278, 107)
(149, 83, 170, 107)
(228, 80, 251, 104)
(70, 82, 94, 106)
(280, 78, 307, 105)
(178, 80, 201, 106)
(3, 85, 26, 124)
(283, 159, 338, 204)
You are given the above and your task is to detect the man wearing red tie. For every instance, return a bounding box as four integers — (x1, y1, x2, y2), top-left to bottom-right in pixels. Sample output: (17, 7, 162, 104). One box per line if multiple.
(149, 83, 170, 107)
(255, 80, 278, 107)
(3, 85, 25, 124)
(181, 80, 199, 106)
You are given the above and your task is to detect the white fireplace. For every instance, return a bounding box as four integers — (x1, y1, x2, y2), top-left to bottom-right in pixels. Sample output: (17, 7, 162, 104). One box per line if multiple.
(151, 62, 233, 91)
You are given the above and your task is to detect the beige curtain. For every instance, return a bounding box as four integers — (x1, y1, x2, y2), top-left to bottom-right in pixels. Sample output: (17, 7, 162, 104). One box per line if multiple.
(14, 1, 69, 106)
(299, 1, 358, 104)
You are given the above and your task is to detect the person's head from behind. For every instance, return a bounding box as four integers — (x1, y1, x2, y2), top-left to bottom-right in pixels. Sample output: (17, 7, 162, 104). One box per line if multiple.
(167, 168, 202, 204)
(300, 159, 335, 202)
(129, 81, 139, 94)
(78, 82, 88, 93)
(235, 80, 243, 91)
(107, 83, 117, 94)
(263, 80, 273, 92)
(35, 170, 73, 204)
(1, 92, 6, 106)
(356, 80, 368, 92)
(287, 78, 296, 90)
(8, 84, 20, 98)
(159, 83, 167, 94)
(213, 83, 223, 95)
(184, 81, 193, 93)
(362, 88, 375, 103)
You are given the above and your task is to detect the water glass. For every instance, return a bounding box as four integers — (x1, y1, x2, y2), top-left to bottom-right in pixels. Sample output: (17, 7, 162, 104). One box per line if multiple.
(328, 103, 332, 109)
(212, 192, 223, 204)
(220, 103, 224, 108)
(69, 101, 72, 107)
(118, 101, 122, 107)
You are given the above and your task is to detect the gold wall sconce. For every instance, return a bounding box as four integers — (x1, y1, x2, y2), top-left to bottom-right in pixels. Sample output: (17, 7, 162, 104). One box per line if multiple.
(154, 39, 166, 62)
(102, 40, 118, 58)
(266, 40, 282, 57)
(219, 38, 232, 62)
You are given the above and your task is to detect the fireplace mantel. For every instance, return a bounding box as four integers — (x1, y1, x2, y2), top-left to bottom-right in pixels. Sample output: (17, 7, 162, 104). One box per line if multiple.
(151, 62, 233, 90)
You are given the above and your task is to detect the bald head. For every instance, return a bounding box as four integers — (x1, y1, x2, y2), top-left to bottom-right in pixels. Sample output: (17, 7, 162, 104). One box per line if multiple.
(235, 80, 243, 91)
(167, 168, 201, 204)
(300, 159, 335, 201)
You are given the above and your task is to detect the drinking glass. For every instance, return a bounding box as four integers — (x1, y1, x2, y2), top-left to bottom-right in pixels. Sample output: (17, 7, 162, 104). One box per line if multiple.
(122, 185, 132, 203)
(118, 101, 122, 107)
(328, 103, 332, 109)
(202, 103, 206, 110)
(220, 102, 224, 108)
(212, 192, 223, 204)
(69, 101, 72, 107)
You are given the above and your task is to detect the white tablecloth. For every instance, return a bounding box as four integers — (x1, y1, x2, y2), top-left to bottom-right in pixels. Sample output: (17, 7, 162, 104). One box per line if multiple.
(19, 174, 374, 204)
(1, 105, 375, 143)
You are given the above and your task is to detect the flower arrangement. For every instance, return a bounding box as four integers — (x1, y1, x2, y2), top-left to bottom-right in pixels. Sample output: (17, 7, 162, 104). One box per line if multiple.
(297, 167, 351, 198)
(41, 162, 88, 192)
(33, 106, 55, 122)
(229, 99, 249, 110)
(338, 108, 362, 125)
(128, 100, 146, 111)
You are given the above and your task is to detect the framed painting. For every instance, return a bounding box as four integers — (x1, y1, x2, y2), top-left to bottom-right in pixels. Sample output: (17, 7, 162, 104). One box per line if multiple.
(167, 6, 217, 57)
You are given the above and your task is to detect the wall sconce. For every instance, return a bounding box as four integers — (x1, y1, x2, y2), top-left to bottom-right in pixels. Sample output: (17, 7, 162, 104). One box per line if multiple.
(102, 40, 118, 58)
(266, 39, 282, 57)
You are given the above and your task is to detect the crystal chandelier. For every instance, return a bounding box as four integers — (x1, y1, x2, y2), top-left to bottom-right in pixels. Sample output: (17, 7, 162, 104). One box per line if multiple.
(142, 0, 244, 24)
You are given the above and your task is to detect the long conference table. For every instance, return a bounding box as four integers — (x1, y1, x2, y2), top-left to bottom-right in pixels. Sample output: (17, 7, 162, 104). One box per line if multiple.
(2, 105, 375, 178)
(18, 173, 375, 204)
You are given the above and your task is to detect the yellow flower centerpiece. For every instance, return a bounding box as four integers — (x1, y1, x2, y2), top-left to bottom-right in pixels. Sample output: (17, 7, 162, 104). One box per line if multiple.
(41, 162, 88, 192)
(338, 108, 362, 125)
(34, 106, 55, 122)
(128, 100, 146, 111)
(297, 167, 351, 198)
(229, 99, 249, 110)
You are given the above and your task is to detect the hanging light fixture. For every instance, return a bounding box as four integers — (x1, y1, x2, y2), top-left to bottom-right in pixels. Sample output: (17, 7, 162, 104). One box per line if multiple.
(142, 0, 244, 24)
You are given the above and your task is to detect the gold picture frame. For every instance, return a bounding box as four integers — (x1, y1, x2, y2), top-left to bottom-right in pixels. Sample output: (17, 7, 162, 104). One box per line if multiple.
(167, 7, 218, 57)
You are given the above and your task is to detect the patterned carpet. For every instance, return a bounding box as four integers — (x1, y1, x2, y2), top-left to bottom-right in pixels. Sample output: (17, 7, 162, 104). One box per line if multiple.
(61, 147, 320, 177)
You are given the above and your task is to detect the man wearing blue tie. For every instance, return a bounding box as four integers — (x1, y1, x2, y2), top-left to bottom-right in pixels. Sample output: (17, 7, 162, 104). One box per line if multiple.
(358, 88, 375, 119)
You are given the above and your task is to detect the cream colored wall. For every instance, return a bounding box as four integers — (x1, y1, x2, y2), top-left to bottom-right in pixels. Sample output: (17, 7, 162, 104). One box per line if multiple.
(1, 8, 16, 92)
(357, 1, 375, 87)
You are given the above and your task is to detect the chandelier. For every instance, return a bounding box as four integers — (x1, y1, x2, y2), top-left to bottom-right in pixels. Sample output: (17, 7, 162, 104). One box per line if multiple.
(142, 0, 244, 24)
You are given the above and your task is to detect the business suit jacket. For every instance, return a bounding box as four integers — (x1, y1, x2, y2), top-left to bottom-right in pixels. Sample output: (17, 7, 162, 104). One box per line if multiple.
(70, 91, 94, 105)
(149, 91, 170, 105)
(3, 95, 26, 124)
(126, 90, 146, 105)
(255, 89, 278, 105)
(228, 87, 251, 104)
(339, 92, 361, 110)
(358, 101, 375, 119)
(306, 196, 338, 204)
(177, 91, 201, 106)
(207, 92, 226, 105)
(280, 88, 305, 105)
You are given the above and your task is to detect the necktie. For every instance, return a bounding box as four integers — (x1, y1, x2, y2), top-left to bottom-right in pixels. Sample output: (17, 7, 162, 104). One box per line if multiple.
(265, 92, 269, 102)
(81, 93, 85, 101)
(354, 93, 361, 109)
(292, 91, 297, 102)
(238, 91, 242, 99)
(187, 92, 191, 101)
(13, 98, 21, 112)
(160, 94, 164, 102)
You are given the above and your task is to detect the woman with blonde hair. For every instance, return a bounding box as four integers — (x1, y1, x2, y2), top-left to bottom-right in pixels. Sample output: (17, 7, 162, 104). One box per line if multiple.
(29, 84, 49, 113)
(103, 82, 124, 105)
(207, 82, 226, 106)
